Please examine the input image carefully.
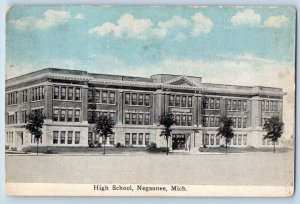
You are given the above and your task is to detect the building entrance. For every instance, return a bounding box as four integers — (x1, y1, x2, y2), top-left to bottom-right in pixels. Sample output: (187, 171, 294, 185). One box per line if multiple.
(172, 134, 187, 150)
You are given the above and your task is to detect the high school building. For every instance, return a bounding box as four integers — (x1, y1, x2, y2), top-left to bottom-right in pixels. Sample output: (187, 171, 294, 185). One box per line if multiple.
(5, 68, 285, 151)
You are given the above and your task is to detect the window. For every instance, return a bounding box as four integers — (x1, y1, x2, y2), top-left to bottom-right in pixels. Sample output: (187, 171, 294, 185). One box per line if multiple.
(53, 109, 58, 121)
(21, 110, 27, 123)
(210, 98, 214, 109)
(109, 112, 115, 122)
(210, 116, 214, 127)
(22, 90, 28, 103)
(75, 132, 80, 144)
(68, 131, 73, 144)
(243, 118, 247, 128)
(243, 134, 247, 145)
(203, 116, 209, 127)
(215, 116, 220, 127)
(139, 133, 143, 145)
(132, 133, 137, 145)
(42, 87, 45, 99)
(243, 101, 247, 111)
(238, 134, 242, 145)
(138, 113, 143, 125)
(125, 113, 130, 124)
(266, 101, 269, 111)
(232, 100, 237, 110)
(53, 131, 59, 144)
(216, 135, 220, 145)
(233, 134, 237, 145)
(60, 109, 66, 122)
(210, 134, 214, 145)
(145, 133, 150, 146)
(145, 94, 150, 106)
(204, 134, 209, 145)
(233, 117, 237, 128)
(132, 113, 137, 124)
(88, 132, 93, 145)
(60, 131, 66, 144)
(237, 100, 242, 111)
(273, 101, 278, 111)
(61, 87, 66, 100)
(181, 115, 187, 126)
(227, 99, 231, 110)
(109, 134, 114, 145)
(187, 115, 192, 126)
(95, 90, 100, 103)
(88, 90, 93, 102)
(175, 96, 180, 107)
(214, 99, 220, 109)
(67, 110, 73, 122)
(145, 114, 150, 125)
(109, 92, 116, 104)
(125, 93, 130, 105)
(261, 101, 265, 111)
(138, 94, 143, 105)
(188, 96, 192, 107)
(88, 111, 93, 123)
(169, 95, 174, 106)
(175, 115, 180, 126)
(203, 98, 209, 109)
(75, 88, 80, 101)
(182, 96, 187, 107)
(68, 87, 73, 100)
(270, 101, 273, 111)
(125, 133, 130, 145)
(75, 110, 80, 122)
(238, 117, 242, 128)
(102, 91, 108, 103)
(131, 93, 137, 105)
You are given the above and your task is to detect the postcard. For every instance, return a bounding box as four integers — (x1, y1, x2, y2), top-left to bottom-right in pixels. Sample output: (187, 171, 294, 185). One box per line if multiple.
(5, 5, 295, 196)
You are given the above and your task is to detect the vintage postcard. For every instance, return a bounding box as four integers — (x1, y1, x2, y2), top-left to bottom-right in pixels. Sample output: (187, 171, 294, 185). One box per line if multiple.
(5, 5, 295, 197)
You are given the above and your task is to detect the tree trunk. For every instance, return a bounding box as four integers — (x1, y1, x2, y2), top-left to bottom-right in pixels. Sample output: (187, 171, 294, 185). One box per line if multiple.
(103, 138, 106, 155)
(226, 141, 227, 155)
(37, 138, 39, 156)
(274, 142, 275, 154)
(166, 137, 169, 155)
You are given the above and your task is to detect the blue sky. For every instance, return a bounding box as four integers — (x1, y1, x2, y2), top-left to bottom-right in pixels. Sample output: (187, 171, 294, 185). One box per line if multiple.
(6, 6, 295, 79)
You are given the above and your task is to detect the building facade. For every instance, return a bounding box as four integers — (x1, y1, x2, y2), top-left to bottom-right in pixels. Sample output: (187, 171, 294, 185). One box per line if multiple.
(5, 68, 286, 151)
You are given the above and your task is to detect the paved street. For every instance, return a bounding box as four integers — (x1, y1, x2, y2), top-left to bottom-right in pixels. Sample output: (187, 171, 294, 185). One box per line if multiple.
(5, 152, 294, 186)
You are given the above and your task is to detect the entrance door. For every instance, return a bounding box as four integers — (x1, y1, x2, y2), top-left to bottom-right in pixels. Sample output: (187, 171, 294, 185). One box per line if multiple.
(172, 134, 186, 150)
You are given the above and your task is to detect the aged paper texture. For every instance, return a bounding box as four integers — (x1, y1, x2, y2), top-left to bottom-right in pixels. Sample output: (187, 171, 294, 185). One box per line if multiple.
(5, 5, 295, 197)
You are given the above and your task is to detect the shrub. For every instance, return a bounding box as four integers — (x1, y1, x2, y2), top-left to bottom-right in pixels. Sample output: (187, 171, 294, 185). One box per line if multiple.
(116, 142, 121, 148)
(147, 142, 157, 149)
(89, 143, 95, 148)
(203, 144, 207, 148)
(10, 147, 17, 151)
(21, 147, 32, 153)
(220, 144, 225, 148)
(95, 143, 102, 148)
(5, 145, 9, 150)
(43, 149, 56, 154)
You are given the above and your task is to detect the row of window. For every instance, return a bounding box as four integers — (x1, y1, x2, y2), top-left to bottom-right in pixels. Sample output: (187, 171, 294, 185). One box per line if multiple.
(262, 138, 279, 145)
(88, 132, 115, 145)
(88, 111, 116, 123)
(203, 134, 248, 146)
(31, 86, 45, 101)
(88, 89, 116, 104)
(53, 131, 80, 144)
(7, 113, 18, 124)
(169, 95, 193, 107)
(125, 93, 151, 106)
(202, 97, 220, 110)
(228, 116, 247, 129)
(261, 100, 278, 112)
(7, 92, 18, 105)
(125, 133, 150, 146)
(174, 114, 193, 126)
(125, 112, 150, 125)
(53, 109, 81, 122)
(6, 132, 14, 143)
(226, 99, 247, 111)
(53, 86, 81, 101)
(202, 115, 220, 127)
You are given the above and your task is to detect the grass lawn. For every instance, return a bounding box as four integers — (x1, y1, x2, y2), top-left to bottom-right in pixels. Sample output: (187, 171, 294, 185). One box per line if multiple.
(198, 146, 291, 153)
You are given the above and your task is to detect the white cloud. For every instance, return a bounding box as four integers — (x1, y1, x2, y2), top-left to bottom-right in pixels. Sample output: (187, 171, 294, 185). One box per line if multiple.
(191, 13, 213, 34)
(74, 13, 84, 20)
(89, 13, 153, 39)
(11, 10, 72, 30)
(231, 9, 261, 26)
(264, 15, 289, 28)
(89, 12, 213, 39)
